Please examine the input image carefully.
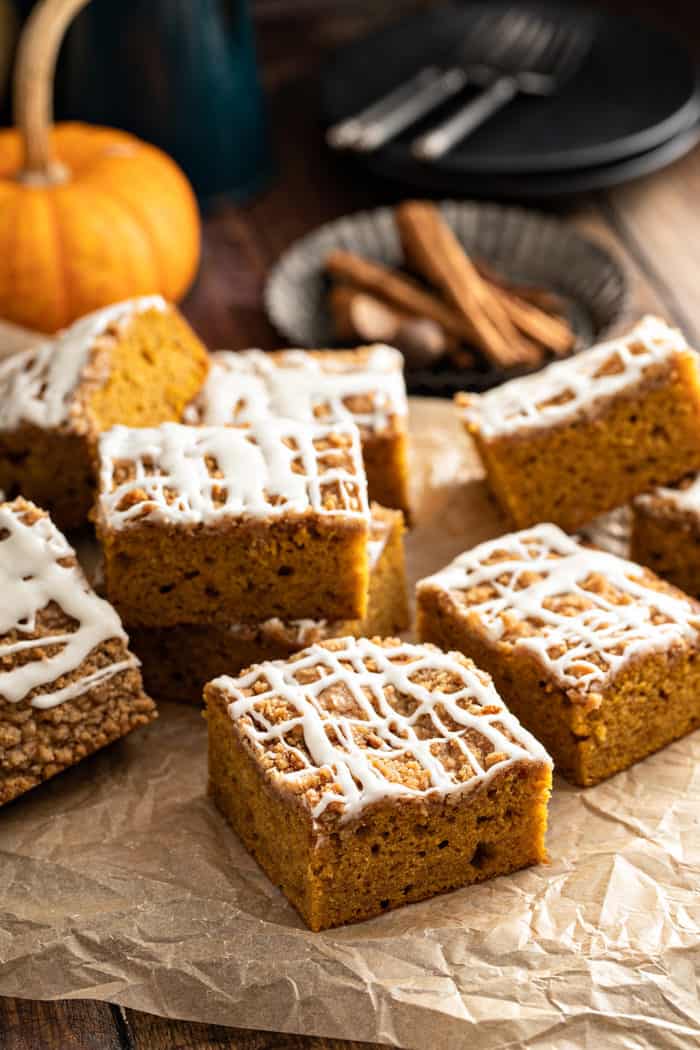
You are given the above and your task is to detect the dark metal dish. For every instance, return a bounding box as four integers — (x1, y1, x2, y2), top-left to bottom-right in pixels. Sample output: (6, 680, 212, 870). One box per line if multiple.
(265, 201, 629, 396)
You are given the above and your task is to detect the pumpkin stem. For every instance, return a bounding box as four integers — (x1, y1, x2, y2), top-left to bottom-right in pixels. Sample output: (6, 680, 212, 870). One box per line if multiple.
(13, 0, 91, 182)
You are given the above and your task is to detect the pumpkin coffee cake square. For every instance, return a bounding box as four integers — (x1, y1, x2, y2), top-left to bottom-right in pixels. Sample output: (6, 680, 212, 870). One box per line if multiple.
(205, 636, 552, 931)
(130, 503, 409, 703)
(95, 419, 371, 628)
(187, 344, 410, 514)
(631, 473, 700, 598)
(417, 523, 700, 786)
(0, 296, 209, 530)
(0, 497, 156, 806)
(458, 316, 700, 532)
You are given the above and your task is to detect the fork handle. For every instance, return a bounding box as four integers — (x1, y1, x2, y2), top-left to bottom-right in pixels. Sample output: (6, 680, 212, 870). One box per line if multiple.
(353, 67, 468, 152)
(412, 76, 519, 160)
(326, 67, 441, 149)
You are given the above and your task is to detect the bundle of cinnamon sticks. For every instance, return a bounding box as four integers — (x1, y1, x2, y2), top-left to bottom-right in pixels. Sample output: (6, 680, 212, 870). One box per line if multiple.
(325, 201, 575, 370)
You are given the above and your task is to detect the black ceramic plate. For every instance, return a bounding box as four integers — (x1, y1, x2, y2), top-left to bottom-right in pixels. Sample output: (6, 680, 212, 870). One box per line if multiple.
(362, 119, 700, 201)
(265, 201, 629, 397)
(321, 1, 700, 177)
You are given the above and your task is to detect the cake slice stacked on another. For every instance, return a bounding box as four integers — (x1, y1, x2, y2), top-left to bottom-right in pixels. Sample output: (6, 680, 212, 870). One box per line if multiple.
(95, 418, 372, 628)
(187, 344, 410, 514)
(130, 502, 409, 703)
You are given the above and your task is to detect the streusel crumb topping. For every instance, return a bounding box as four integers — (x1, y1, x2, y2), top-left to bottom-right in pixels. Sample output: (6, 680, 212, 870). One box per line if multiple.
(98, 419, 369, 528)
(0, 497, 136, 708)
(212, 636, 550, 824)
(418, 523, 700, 704)
(635, 471, 700, 518)
(188, 345, 407, 437)
(458, 316, 688, 438)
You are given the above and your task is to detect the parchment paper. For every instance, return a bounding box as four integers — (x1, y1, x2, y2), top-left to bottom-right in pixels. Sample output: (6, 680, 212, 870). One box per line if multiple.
(1, 398, 699, 1050)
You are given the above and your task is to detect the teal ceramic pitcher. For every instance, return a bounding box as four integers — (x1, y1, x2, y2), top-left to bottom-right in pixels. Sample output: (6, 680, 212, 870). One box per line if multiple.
(54, 0, 273, 202)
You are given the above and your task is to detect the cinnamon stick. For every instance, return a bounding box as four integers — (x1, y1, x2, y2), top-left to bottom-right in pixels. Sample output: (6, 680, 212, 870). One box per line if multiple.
(475, 260, 575, 355)
(490, 287, 574, 356)
(396, 201, 542, 367)
(325, 250, 478, 343)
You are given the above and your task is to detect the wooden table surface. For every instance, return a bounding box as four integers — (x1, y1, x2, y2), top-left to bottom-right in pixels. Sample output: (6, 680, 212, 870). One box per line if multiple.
(4, 5, 700, 1048)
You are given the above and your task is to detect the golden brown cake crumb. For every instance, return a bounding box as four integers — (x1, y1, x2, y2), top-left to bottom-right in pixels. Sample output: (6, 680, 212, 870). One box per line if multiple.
(95, 419, 371, 627)
(205, 635, 551, 930)
(131, 504, 409, 703)
(632, 473, 700, 597)
(458, 316, 700, 532)
(417, 523, 700, 786)
(0, 297, 209, 530)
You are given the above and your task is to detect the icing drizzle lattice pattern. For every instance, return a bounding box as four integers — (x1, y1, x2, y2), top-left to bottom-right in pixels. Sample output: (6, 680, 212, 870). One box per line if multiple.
(418, 523, 700, 699)
(192, 345, 407, 433)
(0, 501, 135, 708)
(0, 296, 166, 431)
(214, 637, 550, 823)
(460, 316, 688, 438)
(98, 420, 369, 528)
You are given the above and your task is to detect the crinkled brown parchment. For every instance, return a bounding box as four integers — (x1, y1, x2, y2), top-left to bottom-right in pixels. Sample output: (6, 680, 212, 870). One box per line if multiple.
(0, 398, 699, 1050)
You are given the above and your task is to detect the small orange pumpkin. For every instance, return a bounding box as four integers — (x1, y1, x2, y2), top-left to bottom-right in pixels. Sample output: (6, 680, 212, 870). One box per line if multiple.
(0, 0, 201, 333)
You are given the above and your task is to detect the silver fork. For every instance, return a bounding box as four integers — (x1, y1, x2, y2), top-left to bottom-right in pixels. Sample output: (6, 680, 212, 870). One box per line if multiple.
(325, 9, 531, 152)
(327, 6, 593, 157)
(412, 11, 593, 160)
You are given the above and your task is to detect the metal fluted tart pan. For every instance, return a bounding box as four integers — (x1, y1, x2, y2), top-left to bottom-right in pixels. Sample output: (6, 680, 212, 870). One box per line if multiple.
(265, 201, 629, 396)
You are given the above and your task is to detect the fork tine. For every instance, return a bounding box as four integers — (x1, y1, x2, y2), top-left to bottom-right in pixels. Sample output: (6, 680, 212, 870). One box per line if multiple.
(462, 4, 595, 79)
(502, 14, 553, 70)
(457, 10, 519, 66)
(532, 24, 573, 74)
(493, 12, 539, 65)
(525, 20, 559, 63)
(457, 11, 519, 72)
(549, 24, 593, 78)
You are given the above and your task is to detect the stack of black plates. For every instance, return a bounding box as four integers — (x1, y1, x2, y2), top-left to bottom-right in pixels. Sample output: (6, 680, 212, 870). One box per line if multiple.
(321, 2, 700, 198)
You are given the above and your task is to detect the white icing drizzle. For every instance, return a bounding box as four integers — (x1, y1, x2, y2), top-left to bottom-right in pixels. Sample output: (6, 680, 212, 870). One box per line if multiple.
(635, 473, 700, 516)
(0, 502, 136, 708)
(214, 636, 551, 824)
(97, 419, 369, 528)
(0, 296, 166, 430)
(185, 354, 269, 425)
(460, 316, 688, 438)
(191, 345, 408, 433)
(418, 523, 700, 698)
(366, 511, 392, 571)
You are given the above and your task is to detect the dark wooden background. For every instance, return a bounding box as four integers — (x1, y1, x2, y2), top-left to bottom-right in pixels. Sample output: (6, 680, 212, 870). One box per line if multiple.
(5, 2, 700, 1047)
